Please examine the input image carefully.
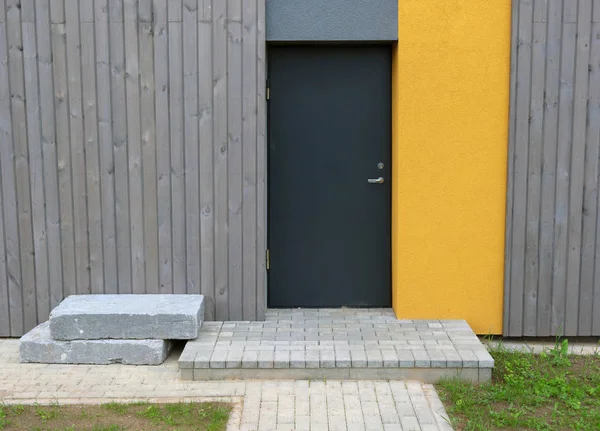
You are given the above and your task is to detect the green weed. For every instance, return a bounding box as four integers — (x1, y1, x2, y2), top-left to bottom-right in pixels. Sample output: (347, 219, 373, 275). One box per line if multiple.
(437, 342, 600, 431)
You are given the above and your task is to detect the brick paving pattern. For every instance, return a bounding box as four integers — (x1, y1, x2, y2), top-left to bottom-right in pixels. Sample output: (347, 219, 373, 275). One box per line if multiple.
(0, 338, 453, 430)
(180, 309, 493, 382)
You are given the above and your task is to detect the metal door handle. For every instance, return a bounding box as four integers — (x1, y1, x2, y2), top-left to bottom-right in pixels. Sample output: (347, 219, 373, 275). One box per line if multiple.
(367, 177, 384, 184)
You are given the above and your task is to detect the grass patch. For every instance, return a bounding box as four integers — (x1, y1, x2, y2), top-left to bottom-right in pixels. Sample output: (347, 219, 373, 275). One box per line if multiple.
(0, 402, 231, 431)
(437, 340, 600, 430)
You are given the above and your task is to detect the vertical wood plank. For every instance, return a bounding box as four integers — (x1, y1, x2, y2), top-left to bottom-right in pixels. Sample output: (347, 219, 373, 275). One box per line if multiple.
(65, 0, 90, 295)
(586, 21, 600, 335)
(51, 0, 76, 303)
(23, 0, 50, 324)
(503, 0, 520, 336)
(96, 0, 118, 294)
(110, 0, 132, 293)
(0, 186, 9, 335)
(138, 0, 152, 22)
(242, 0, 257, 320)
(0, 4, 13, 335)
(168, 0, 186, 294)
(227, 0, 241, 22)
(563, 0, 578, 23)
(139, 0, 158, 293)
(507, 0, 533, 337)
(154, 0, 173, 294)
(8, 0, 37, 331)
(552, 17, 577, 335)
(533, 0, 547, 22)
(50, 0, 64, 23)
(199, 17, 215, 318)
(80, 0, 94, 22)
(124, 0, 145, 293)
(565, 0, 592, 335)
(256, 0, 267, 320)
(523, 16, 546, 336)
(183, 0, 200, 295)
(592, 20, 600, 334)
(227, 3, 243, 319)
(169, 0, 183, 22)
(537, 0, 561, 336)
(198, 0, 212, 22)
(213, 0, 229, 319)
(0, 0, 266, 327)
(81, 0, 104, 295)
(37, 0, 63, 310)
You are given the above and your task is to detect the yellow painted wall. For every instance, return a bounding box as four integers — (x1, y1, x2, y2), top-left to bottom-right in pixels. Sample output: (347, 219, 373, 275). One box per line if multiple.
(392, 0, 511, 334)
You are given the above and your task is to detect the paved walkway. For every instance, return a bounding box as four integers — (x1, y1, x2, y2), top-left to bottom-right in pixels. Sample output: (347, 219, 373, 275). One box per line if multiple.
(181, 309, 493, 383)
(0, 339, 453, 430)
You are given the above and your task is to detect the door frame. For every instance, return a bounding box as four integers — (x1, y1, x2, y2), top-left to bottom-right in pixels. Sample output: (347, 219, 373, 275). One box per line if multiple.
(264, 42, 394, 308)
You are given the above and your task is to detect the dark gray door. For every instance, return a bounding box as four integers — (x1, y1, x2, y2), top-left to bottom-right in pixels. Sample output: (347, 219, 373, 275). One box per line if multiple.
(268, 45, 392, 308)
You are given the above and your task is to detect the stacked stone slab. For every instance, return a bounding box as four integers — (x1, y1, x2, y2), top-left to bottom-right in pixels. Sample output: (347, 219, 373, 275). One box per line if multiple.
(20, 294, 204, 365)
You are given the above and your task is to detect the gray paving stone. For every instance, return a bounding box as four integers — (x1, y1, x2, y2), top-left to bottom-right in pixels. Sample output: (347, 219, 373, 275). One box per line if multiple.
(335, 349, 351, 367)
(258, 350, 274, 368)
(20, 322, 171, 365)
(193, 350, 212, 368)
(366, 350, 383, 367)
(274, 350, 289, 368)
(442, 349, 463, 367)
(290, 350, 306, 368)
(179, 310, 493, 384)
(305, 351, 320, 368)
(401, 416, 422, 431)
(381, 349, 399, 368)
(178, 349, 195, 368)
(412, 349, 431, 367)
(226, 349, 243, 368)
(320, 350, 336, 368)
(209, 350, 227, 368)
(474, 349, 495, 368)
(396, 350, 415, 367)
(50, 294, 204, 340)
(427, 349, 447, 367)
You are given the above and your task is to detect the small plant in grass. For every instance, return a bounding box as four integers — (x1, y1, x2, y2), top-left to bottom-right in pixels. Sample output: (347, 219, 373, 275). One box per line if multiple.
(92, 425, 126, 431)
(138, 404, 176, 426)
(165, 402, 193, 417)
(34, 405, 60, 422)
(0, 405, 10, 430)
(101, 402, 130, 415)
(545, 333, 570, 367)
(9, 405, 24, 416)
(0, 402, 231, 431)
(437, 341, 600, 430)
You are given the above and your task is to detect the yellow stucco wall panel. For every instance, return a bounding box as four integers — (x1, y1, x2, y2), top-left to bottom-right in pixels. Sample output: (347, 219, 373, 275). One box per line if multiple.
(392, 0, 511, 334)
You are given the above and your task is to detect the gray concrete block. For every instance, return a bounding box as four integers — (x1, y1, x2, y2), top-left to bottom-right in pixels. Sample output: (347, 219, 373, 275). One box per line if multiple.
(20, 322, 172, 365)
(351, 350, 367, 367)
(50, 294, 204, 340)
(335, 350, 351, 367)
(320, 350, 335, 368)
(209, 350, 227, 368)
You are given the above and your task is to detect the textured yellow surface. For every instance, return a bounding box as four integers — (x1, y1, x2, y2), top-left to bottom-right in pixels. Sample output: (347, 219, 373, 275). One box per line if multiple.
(391, 0, 511, 334)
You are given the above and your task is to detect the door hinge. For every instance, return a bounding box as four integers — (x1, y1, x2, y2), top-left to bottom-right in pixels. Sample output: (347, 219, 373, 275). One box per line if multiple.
(266, 249, 270, 270)
(266, 87, 270, 100)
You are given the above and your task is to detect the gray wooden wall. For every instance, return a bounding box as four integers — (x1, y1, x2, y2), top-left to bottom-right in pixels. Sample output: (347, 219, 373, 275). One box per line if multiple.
(505, 0, 600, 336)
(0, 0, 267, 337)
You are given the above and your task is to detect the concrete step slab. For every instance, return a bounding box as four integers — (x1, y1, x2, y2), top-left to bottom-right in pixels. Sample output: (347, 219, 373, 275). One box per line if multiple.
(20, 322, 172, 365)
(179, 310, 494, 383)
(50, 294, 204, 340)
